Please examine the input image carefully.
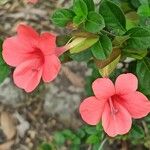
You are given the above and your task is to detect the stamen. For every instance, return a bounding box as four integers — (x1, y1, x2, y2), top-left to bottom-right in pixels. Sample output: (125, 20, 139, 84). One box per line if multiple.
(108, 98, 118, 115)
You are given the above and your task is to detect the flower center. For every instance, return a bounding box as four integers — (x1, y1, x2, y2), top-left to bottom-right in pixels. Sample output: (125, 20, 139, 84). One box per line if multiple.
(108, 98, 118, 115)
(30, 47, 45, 72)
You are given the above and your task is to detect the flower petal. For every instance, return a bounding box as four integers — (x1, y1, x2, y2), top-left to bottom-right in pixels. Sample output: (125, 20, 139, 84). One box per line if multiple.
(17, 24, 39, 47)
(55, 46, 67, 57)
(119, 91, 150, 119)
(102, 101, 132, 137)
(39, 32, 56, 55)
(115, 73, 138, 95)
(13, 59, 42, 92)
(2, 36, 34, 66)
(79, 96, 107, 125)
(92, 78, 115, 99)
(42, 55, 61, 82)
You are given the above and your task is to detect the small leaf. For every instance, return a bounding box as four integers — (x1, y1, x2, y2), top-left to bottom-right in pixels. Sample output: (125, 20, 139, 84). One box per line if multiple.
(125, 11, 139, 30)
(136, 57, 150, 95)
(137, 4, 150, 17)
(84, 11, 105, 33)
(112, 35, 130, 48)
(73, 15, 85, 25)
(86, 135, 100, 144)
(99, 0, 126, 34)
(73, 0, 88, 25)
(91, 35, 112, 60)
(39, 143, 52, 150)
(54, 132, 65, 146)
(122, 49, 147, 59)
(52, 9, 75, 27)
(83, 0, 95, 11)
(129, 124, 144, 139)
(126, 27, 150, 49)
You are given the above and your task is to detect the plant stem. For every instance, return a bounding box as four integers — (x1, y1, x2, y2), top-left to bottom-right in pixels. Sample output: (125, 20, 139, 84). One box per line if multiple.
(101, 30, 116, 37)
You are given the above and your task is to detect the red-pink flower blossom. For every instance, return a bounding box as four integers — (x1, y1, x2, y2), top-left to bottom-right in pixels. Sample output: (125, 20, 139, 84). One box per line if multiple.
(79, 73, 150, 137)
(27, 0, 38, 4)
(3, 24, 65, 92)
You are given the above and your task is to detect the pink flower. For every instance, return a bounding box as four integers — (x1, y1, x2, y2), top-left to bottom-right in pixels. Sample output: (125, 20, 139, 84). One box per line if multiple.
(79, 73, 150, 137)
(3, 24, 65, 92)
(27, 0, 38, 4)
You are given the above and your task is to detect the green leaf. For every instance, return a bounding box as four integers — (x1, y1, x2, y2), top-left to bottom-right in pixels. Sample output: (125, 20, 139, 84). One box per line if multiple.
(84, 125, 97, 135)
(126, 27, 150, 49)
(73, 15, 85, 25)
(73, 0, 88, 25)
(52, 9, 75, 27)
(0, 39, 11, 84)
(99, 0, 126, 34)
(125, 11, 139, 30)
(137, 4, 150, 17)
(112, 35, 130, 48)
(56, 35, 71, 47)
(70, 49, 92, 62)
(122, 49, 147, 59)
(136, 57, 150, 95)
(54, 132, 65, 146)
(91, 35, 112, 60)
(83, 0, 95, 11)
(86, 135, 100, 144)
(129, 124, 144, 139)
(69, 36, 99, 53)
(39, 143, 52, 150)
(84, 11, 105, 33)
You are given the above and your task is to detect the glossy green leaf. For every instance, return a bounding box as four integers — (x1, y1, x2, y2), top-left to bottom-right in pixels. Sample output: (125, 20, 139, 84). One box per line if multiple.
(52, 9, 75, 27)
(137, 4, 150, 17)
(99, 0, 126, 34)
(83, 0, 95, 11)
(129, 124, 144, 139)
(84, 11, 105, 33)
(122, 48, 147, 59)
(126, 27, 150, 49)
(86, 135, 100, 144)
(73, 0, 88, 25)
(136, 57, 150, 95)
(91, 35, 112, 60)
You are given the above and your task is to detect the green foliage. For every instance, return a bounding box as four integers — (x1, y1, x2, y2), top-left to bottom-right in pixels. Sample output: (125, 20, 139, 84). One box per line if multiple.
(91, 35, 112, 60)
(84, 11, 105, 33)
(52, 9, 75, 27)
(0, 39, 11, 84)
(99, 0, 126, 34)
(70, 49, 92, 62)
(83, 0, 95, 11)
(126, 27, 150, 49)
(136, 57, 150, 95)
(73, 0, 88, 25)
(122, 48, 147, 59)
